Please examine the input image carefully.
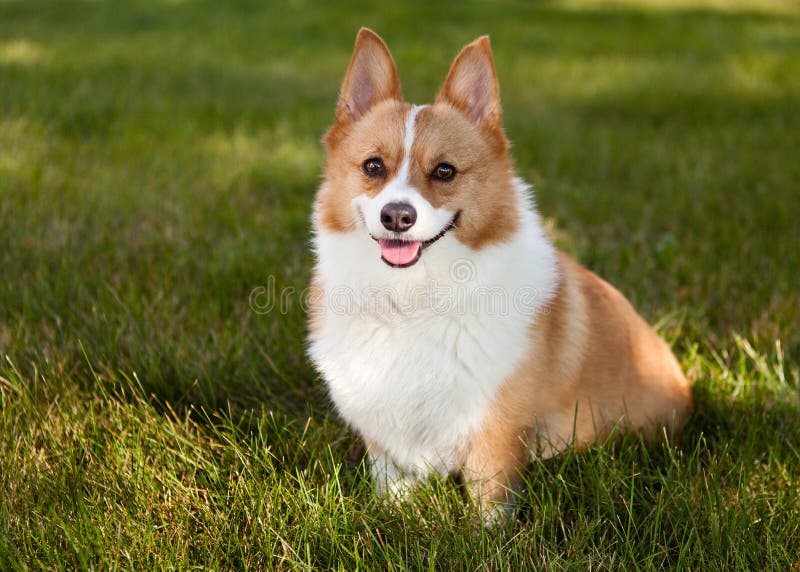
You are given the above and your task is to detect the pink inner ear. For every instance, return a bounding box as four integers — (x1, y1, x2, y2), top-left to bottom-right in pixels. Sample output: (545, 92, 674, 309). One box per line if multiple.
(467, 81, 489, 123)
(351, 68, 376, 118)
(443, 53, 496, 126)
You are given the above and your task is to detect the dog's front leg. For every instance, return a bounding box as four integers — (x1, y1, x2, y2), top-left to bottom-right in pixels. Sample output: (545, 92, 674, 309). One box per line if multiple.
(365, 439, 418, 501)
(461, 422, 528, 525)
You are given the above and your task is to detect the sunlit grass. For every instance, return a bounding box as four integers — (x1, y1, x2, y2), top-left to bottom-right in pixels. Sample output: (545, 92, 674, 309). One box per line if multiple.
(559, 0, 799, 13)
(0, 38, 43, 65)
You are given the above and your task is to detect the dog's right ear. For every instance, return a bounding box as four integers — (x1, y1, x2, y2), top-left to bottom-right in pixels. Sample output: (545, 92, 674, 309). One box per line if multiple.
(334, 28, 402, 124)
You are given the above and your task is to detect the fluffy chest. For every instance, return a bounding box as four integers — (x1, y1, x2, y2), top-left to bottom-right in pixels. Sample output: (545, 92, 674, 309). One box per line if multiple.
(308, 205, 559, 473)
(311, 299, 532, 472)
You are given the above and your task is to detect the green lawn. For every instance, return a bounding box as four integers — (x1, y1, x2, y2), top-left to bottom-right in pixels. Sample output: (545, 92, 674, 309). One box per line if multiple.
(2, 0, 799, 568)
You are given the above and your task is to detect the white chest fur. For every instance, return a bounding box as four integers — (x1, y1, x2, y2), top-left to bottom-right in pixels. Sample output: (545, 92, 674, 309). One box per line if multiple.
(308, 189, 559, 476)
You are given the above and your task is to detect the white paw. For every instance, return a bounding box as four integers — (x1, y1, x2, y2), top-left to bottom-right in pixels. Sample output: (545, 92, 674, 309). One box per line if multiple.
(369, 452, 418, 502)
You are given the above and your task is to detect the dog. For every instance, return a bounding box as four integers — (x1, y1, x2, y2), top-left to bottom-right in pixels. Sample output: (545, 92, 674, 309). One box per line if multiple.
(307, 28, 693, 522)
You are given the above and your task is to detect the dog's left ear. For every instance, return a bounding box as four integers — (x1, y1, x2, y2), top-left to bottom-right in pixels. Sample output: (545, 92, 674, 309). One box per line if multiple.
(436, 36, 503, 133)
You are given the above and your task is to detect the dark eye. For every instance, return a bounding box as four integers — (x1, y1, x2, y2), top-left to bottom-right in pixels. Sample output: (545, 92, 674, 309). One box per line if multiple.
(432, 162, 456, 182)
(362, 157, 386, 178)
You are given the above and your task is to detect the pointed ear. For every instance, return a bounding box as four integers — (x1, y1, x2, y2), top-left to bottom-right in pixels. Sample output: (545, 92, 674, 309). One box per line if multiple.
(436, 36, 502, 130)
(336, 28, 402, 122)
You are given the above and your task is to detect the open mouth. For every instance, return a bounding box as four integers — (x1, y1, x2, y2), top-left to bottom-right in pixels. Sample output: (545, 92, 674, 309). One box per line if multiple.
(372, 212, 460, 268)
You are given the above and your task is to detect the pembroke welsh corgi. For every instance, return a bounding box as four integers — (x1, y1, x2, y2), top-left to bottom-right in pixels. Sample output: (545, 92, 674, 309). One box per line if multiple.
(307, 28, 693, 521)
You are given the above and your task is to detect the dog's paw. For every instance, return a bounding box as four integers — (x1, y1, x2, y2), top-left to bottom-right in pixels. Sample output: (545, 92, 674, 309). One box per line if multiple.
(477, 501, 515, 528)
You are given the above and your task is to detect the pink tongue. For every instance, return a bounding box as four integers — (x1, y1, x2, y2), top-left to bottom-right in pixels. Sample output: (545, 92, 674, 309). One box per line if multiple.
(380, 239, 422, 266)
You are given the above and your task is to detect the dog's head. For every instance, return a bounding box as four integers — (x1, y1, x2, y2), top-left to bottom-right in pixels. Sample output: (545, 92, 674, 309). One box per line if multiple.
(316, 29, 521, 269)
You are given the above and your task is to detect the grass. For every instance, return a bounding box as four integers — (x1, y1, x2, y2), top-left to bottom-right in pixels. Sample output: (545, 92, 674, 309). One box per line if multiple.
(1, 0, 799, 568)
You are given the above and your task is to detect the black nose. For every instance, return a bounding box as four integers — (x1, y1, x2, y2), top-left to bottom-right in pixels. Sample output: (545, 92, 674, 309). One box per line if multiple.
(380, 202, 417, 232)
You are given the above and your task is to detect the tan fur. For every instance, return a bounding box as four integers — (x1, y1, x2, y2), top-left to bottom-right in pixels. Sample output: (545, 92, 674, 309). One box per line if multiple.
(318, 29, 406, 232)
(318, 99, 409, 232)
(326, 28, 402, 148)
(313, 29, 694, 518)
(463, 253, 693, 512)
(411, 105, 518, 248)
(436, 36, 507, 150)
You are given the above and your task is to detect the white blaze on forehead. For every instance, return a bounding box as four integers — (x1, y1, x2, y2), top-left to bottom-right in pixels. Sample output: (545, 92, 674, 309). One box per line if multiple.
(352, 104, 456, 241)
(396, 104, 424, 186)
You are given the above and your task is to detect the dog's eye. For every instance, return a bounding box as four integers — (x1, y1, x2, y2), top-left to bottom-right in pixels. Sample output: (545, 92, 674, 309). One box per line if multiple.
(362, 157, 386, 178)
(431, 162, 456, 182)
